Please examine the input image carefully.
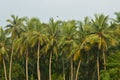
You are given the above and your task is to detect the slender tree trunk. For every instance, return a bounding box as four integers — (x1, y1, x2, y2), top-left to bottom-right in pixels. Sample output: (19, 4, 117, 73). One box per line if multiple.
(75, 59, 81, 80)
(70, 58, 73, 80)
(49, 51, 52, 80)
(9, 46, 14, 80)
(26, 50, 28, 80)
(97, 55, 100, 80)
(3, 57, 8, 80)
(102, 51, 106, 70)
(62, 56, 65, 80)
(37, 44, 41, 80)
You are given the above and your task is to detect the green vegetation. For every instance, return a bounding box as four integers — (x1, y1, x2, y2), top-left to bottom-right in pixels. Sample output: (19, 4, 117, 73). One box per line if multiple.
(0, 12, 120, 80)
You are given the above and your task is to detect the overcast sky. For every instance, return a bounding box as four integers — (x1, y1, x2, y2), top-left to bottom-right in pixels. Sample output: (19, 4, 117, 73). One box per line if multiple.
(0, 0, 120, 26)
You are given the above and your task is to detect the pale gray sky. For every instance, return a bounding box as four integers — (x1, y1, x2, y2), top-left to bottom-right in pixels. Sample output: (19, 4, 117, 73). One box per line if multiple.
(0, 0, 120, 26)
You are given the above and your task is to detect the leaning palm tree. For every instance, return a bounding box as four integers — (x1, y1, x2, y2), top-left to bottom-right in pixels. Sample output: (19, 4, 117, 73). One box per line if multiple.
(0, 27, 10, 80)
(74, 17, 92, 80)
(5, 15, 25, 80)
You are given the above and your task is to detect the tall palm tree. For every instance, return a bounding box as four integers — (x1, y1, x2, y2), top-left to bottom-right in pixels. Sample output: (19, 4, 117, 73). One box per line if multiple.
(74, 15, 112, 80)
(59, 20, 77, 80)
(74, 17, 92, 80)
(91, 14, 110, 70)
(0, 27, 10, 80)
(5, 15, 25, 80)
(86, 14, 117, 80)
(81, 14, 109, 80)
(28, 18, 48, 80)
(45, 18, 61, 80)
(14, 31, 31, 80)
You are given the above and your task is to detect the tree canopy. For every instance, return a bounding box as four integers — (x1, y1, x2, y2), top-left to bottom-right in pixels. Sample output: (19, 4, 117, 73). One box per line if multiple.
(0, 12, 120, 80)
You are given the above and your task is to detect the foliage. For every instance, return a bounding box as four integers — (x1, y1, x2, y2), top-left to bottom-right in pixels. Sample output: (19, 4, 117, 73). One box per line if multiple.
(0, 12, 120, 80)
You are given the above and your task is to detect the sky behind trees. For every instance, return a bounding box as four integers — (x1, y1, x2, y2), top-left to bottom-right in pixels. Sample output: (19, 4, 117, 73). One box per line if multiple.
(0, 0, 120, 26)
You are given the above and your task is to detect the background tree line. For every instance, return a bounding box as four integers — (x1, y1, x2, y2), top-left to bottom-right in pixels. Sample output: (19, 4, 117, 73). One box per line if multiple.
(0, 12, 120, 80)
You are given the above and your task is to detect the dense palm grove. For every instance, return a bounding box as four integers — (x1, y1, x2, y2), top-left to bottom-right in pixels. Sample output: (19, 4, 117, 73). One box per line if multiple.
(0, 12, 120, 80)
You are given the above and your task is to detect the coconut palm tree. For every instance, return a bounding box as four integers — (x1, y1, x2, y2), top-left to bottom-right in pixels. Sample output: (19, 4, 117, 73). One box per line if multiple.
(59, 20, 77, 80)
(5, 15, 25, 39)
(74, 17, 92, 80)
(91, 14, 111, 70)
(0, 27, 10, 80)
(14, 31, 31, 80)
(80, 14, 109, 80)
(45, 18, 61, 80)
(5, 15, 25, 80)
(85, 14, 117, 80)
(28, 18, 48, 80)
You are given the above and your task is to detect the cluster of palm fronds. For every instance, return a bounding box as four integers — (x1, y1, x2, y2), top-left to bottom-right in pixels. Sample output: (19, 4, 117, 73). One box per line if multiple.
(0, 12, 120, 80)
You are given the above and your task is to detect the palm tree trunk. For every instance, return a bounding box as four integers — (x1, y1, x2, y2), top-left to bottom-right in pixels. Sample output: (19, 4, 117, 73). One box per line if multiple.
(3, 57, 8, 80)
(49, 51, 52, 80)
(75, 59, 81, 80)
(9, 46, 14, 80)
(37, 43, 41, 80)
(26, 50, 28, 80)
(103, 51, 106, 70)
(97, 54, 100, 80)
(70, 58, 73, 80)
(62, 56, 65, 80)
